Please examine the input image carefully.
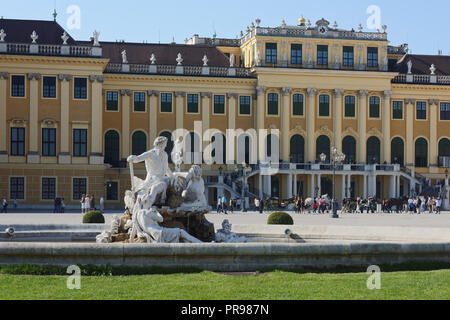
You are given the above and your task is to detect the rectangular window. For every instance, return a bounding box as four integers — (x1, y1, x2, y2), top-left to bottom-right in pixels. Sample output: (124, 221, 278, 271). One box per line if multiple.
(345, 96, 356, 117)
(319, 95, 330, 117)
(440, 102, 450, 120)
(317, 45, 328, 66)
(134, 92, 146, 112)
(343, 46, 354, 67)
(161, 93, 173, 113)
(42, 177, 56, 200)
(73, 129, 87, 157)
(268, 93, 279, 115)
(239, 96, 251, 115)
(106, 181, 119, 201)
(367, 47, 379, 68)
(416, 101, 427, 120)
(106, 91, 118, 111)
(74, 78, 87, 99)
(265, 43, 277, 64)
(43, 76, 56, 98)
(369, 96, 380, 118)
(42, 128, 56, 157)
(10, 177, 25, 200)
(73, 178, 87, 201)
(11, 75, 25, 97)
(293, 94, 304, 116)
(291, 44, 302, 65)
(187, 94, 199, 113)
(393, 101, 403, 119)
(214, 95, 225, 114)
(10, 127, 25, 156)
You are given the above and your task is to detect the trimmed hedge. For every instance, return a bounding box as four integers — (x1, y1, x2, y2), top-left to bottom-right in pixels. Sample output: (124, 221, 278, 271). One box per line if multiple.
(267, 212, 294, 225)
(82, 210, 105, 224)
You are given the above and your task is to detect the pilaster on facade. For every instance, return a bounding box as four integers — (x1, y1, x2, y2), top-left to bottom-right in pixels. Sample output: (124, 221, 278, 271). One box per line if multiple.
(405, 98, 416, 168)
(358, 90, 368, 163)
(255, 86, 266, 131)
(429, 99, 439, 172)
(121, 90, 131, 160)
(333, 89, 344, 152)
(175, 91, 185, 130)
(0, 73, 8, 162)
(28, 73, 41, 164)
(227, 93, 238, 132)
(90, 76, 104, 165)
(201, 93, 211, 150)
(281, 87, 292, 161)
(382, 90, 392, 163)
(306, 88, 317, 162)
(58, 74, 71, 164)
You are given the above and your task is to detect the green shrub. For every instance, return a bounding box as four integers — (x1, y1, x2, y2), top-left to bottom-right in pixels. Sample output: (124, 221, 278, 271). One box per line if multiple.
(83, 210, 105, 224)
(267, 212, 294, 225)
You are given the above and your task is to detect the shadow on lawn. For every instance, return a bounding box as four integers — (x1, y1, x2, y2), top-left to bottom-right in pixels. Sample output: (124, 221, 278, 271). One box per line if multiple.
(1, 261, 449, 276)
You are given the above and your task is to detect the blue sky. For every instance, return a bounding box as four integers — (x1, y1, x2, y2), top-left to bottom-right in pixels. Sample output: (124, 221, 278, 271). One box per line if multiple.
(1, 0, 449, 55)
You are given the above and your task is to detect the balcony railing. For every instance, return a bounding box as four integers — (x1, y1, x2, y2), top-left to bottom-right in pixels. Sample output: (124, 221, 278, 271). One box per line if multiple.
(240, 27, 388, 45)
(104, 63, 254, 78)
(393, 74, 450, 85)
(260, 162, 400, 173)
(0, 42, 102, 57)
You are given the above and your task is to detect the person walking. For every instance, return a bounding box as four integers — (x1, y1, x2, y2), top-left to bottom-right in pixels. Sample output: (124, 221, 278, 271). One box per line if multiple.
(90, 195, 96, 211)
(217, 196, 222, 214)
(259, 197, 264, 214)
(436, 198, 442, 214)
(255, 198, 260, 212)
(1, 198, 7, 213)
(13, 199, 18, 210)
(80, 194, 86, 215)
(222, 195, 228, 215)
(61, 198, 66, 214)
(100, 196, 105, 213)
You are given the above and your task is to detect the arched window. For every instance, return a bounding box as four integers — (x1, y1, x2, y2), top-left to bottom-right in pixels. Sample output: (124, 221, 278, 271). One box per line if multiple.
(342, 136, 356, 164)
(265, 134, 279, 162)
(211, 133, 226, 165)
(290, 135, 305, 163)
(159, 131, 174, 163)
(439, 138, 450, 167)
(237, 134, 252, 165)
(316, 135, 330, 162)
(185, 132, 201, 164)
(367, 136, 381, 164)
(132, 131, 147, 156)
(104, 130, 120, 166)
(391, 137, 405, 167)
(415, 138, 428, 168)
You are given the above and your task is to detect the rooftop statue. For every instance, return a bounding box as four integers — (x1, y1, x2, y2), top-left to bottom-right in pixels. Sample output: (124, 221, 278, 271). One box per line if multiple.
(121, 50, 128, 64)
(407, 60, 413, 74)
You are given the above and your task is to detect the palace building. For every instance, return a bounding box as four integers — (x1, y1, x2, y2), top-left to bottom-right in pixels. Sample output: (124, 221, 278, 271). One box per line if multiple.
(0, 16, 449, 209)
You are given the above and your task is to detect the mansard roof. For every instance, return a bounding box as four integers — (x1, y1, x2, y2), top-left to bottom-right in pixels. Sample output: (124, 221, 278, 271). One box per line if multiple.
(395, 54, 450, 75)
(95, 41, 230, 67)
(0, 18, 77, 45)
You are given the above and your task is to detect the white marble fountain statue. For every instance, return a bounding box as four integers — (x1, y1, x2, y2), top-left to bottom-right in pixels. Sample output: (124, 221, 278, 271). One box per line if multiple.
(97, 136, 249, 244)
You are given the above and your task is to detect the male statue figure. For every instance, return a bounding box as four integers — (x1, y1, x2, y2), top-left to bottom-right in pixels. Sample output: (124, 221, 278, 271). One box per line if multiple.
(127, 136, 182, 212)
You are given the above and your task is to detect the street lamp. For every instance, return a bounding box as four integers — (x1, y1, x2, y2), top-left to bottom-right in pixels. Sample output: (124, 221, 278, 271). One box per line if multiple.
(329, 147, 346, 219)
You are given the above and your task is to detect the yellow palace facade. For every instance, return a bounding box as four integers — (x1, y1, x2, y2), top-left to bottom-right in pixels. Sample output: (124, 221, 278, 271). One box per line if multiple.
(0, 17, 449, 209)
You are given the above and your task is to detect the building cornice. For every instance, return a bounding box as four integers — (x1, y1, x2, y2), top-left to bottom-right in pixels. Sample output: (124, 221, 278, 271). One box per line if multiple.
(0, 53, 109, 68)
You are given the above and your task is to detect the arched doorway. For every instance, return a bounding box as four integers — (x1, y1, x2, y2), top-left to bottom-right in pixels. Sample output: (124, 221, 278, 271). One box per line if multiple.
(415, 138, 428, 168)
(185, 132, 201, 164)
(271, 176, 280, 199)
(237, 134, 252, 164)
(132, 131, 147, 156)
(316, 135, 330, 162)
(266, 134, 279, 162)
(104, 130, 120, 166)
(290, 135, 305, 163)
(367, 136, 381, 164)
(438, 138, 450, 163)
(321, 177, 332, 197)
(391, 137, 405, 167)
(342, 136, 356, 164)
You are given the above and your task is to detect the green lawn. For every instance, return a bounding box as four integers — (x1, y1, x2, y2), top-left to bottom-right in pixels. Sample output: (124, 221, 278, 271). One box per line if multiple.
(1, 269, 449, 300)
